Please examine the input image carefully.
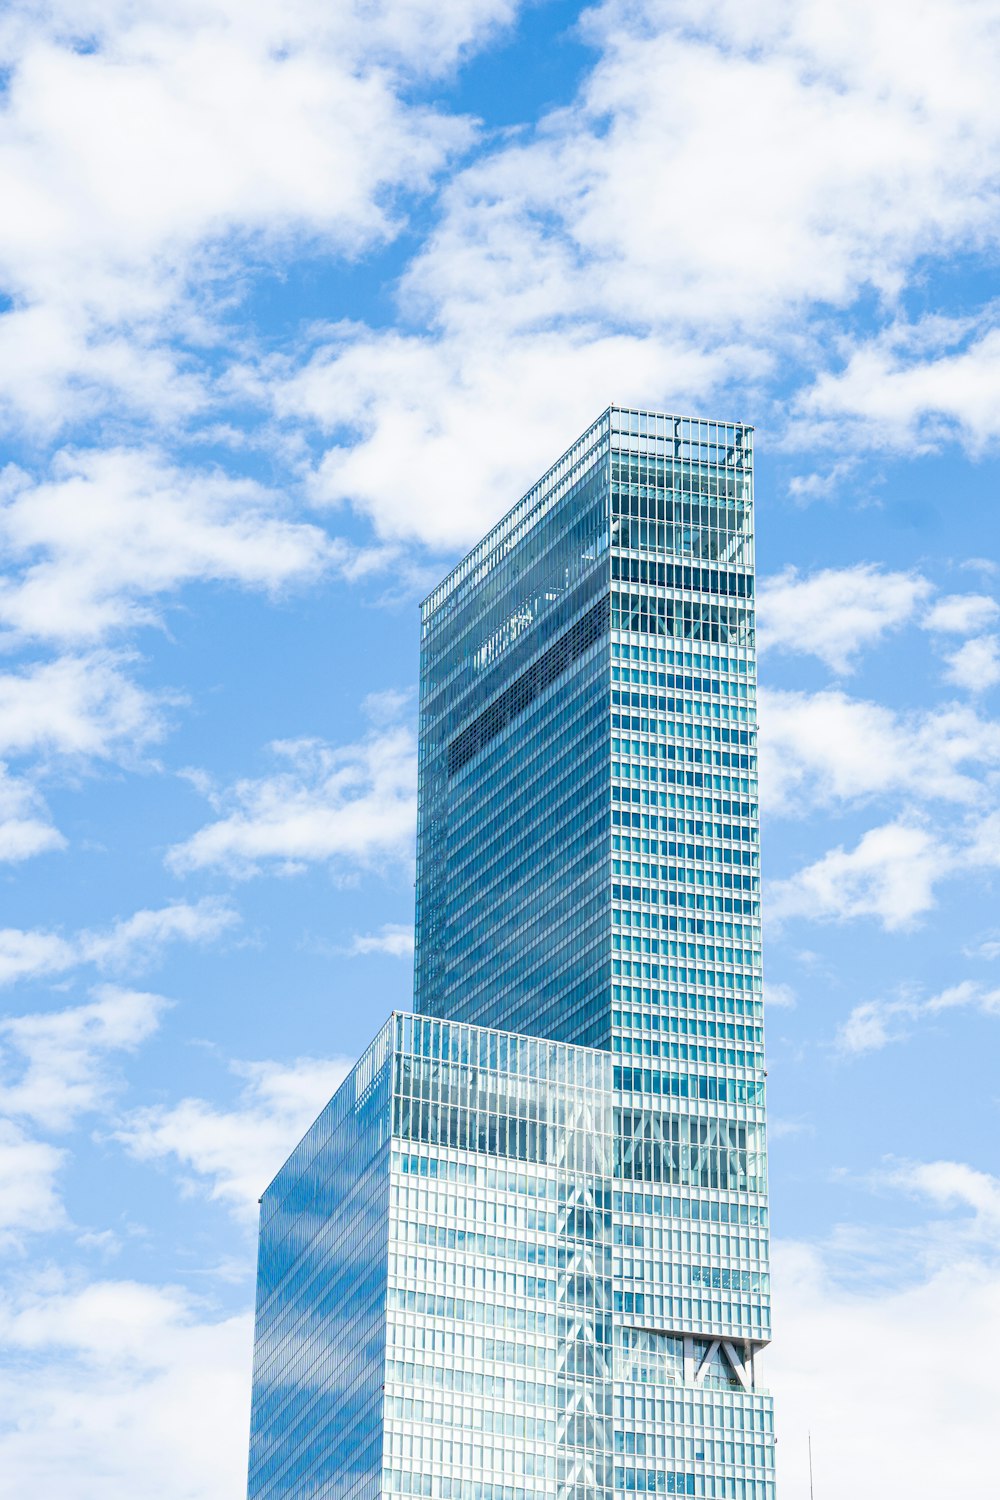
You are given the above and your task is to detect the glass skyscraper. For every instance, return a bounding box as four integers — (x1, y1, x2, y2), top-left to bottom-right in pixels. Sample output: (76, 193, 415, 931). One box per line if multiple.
(248, 407, 774, 1500)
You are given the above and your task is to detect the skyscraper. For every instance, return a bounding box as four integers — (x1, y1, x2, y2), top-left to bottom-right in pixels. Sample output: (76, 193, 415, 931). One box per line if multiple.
(247, 407, 774, 1500)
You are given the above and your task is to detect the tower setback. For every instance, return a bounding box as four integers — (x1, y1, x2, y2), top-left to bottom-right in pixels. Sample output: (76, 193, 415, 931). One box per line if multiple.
(247, 406, 774, 1500)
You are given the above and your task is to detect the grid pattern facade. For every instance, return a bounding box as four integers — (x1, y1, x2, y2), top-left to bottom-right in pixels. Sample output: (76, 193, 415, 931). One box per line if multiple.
(248, 405, 774, 1500)
(414, 408, 757, 1063)
(249, 1016, 774, 1500)
(415, 413, 614, 1049)
(248, 1028, 394, 1500)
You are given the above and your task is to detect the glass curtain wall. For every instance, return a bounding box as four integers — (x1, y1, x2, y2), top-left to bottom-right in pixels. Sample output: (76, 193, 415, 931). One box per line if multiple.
(247, 1026, 395, 1500)
(415, 412, 615, 1049)
(249, 406, 774, 1500)
(249, 1015, 775, 1500)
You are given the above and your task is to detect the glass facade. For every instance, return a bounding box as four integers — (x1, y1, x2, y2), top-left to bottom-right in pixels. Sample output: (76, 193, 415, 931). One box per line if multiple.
(248, 1025, 393, 1500)
(250, 1014, 773, 1500)
(248, 406, 774, 1500)
(414, 407, 756, 1061)
(415, 413, 613, 1049)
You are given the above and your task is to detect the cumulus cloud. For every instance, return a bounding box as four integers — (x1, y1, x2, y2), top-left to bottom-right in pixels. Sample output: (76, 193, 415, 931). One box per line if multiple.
(0, 1122, 67, 1245)
(770, 1159, 1000, 1499)
(0, 652, 168, 763)
(756, 564, 931, 672)
(0, 898, 238, 990)
(0, 929, 76, 989)
(791, 314, 1000, 455)
(117, 1055, 354, 1219)
(0, 0, 507, 430)
(886, 1158, 1000, 1227)
(278, 327, 748, 549)
(768, 822, 945, 930)
(923, 593, 1000, 635)
(758, 687, 1000, 814)
(255, 0, 1000, 544)
(786, 459, 858, 503)
(836, 981, 1000, 1055)
(0, 986, 171, 1131)
(0, 449, 339, 644)
(168, 728, 417, 877)
(0, 986, 177, 1244)
(79, 901, 239, 972)
(0, 909, 236, 1228)
(756, 575, 997, 705)
(0, 765, 64, 862)
(407, 0, 1000, 338)
(344, 923, 415, 957)
(963, 808, 1000, 871)
(944, 635, 1000, 694)
(586, 0, 1000, 323)
(759, 671, 1000, 936)
(0, 1274, 251, 1499)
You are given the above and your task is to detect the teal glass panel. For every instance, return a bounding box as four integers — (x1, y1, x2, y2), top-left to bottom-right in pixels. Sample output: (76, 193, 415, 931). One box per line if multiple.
(249, 408, 775, 1500)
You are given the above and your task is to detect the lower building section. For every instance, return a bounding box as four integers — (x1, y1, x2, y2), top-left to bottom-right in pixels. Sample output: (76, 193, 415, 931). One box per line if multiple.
(248, 1014, 774, 1500)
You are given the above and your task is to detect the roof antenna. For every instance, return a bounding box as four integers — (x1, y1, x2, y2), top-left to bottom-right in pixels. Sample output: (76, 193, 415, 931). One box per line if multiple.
(808, 1432, 815, 1500)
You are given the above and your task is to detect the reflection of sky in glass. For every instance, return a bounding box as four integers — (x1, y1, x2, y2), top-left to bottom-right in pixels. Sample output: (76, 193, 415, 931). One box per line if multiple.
(250, 409, 773, 1500)
(249, 1008, 773, 1499)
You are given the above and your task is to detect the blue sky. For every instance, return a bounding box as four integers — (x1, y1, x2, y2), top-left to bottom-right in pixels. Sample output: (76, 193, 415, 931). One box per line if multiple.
(0, 1, 998, 1495)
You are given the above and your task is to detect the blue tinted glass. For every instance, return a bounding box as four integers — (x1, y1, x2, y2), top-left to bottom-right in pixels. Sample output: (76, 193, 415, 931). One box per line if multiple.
(248, 409, 775, 1500)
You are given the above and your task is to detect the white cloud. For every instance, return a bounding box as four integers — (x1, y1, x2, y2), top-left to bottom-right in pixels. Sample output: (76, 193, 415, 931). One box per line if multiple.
(345, 923, 415, 958)
(117, 1055, 354, 1219)
(786, 459, 857, 502)
(0, 1, 508, 430)
(756, 564, 931, 672)
(407, 0, 1000, 335)
(963, 808, 1000, 871)
(5, 0, 520, 82)
(0, 449, 339, 644)
(769, 822, 945, 931)
(836, 981, 1000, 1055)
(0, 928, 75, 988)
(0, 1121, 67, 1245)
(0, 909, 237, 1189)
(791, 315, 1000, 455)
(0, 764, 64, 862)
(836, 999, 905, 1056)
(0, 652, 167, 763)
(0, 1274, 251, 1500)
(758, 687, 1000, 814)
(0, 305, 204, 437)
(770, 1178, 1000, 1499)
(0, 985, 178, 1242)
(274, 325, 744, 549)
(256, 0, 1000, 546)
(886, 1158, 1000, 1228)
(944, 635, 1000, 694)
(0, 986, 171, 1131)
(965, 931, 1000, 961)
(763, 981, 797, 1009)
(79, 900, 240, 973)
(362, 686, 415, 725)
(923, 593, 1000, 635)
(760, 683, 1000, 932)
(168, 728, 417, 877)
(0, 898, 238, 990)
